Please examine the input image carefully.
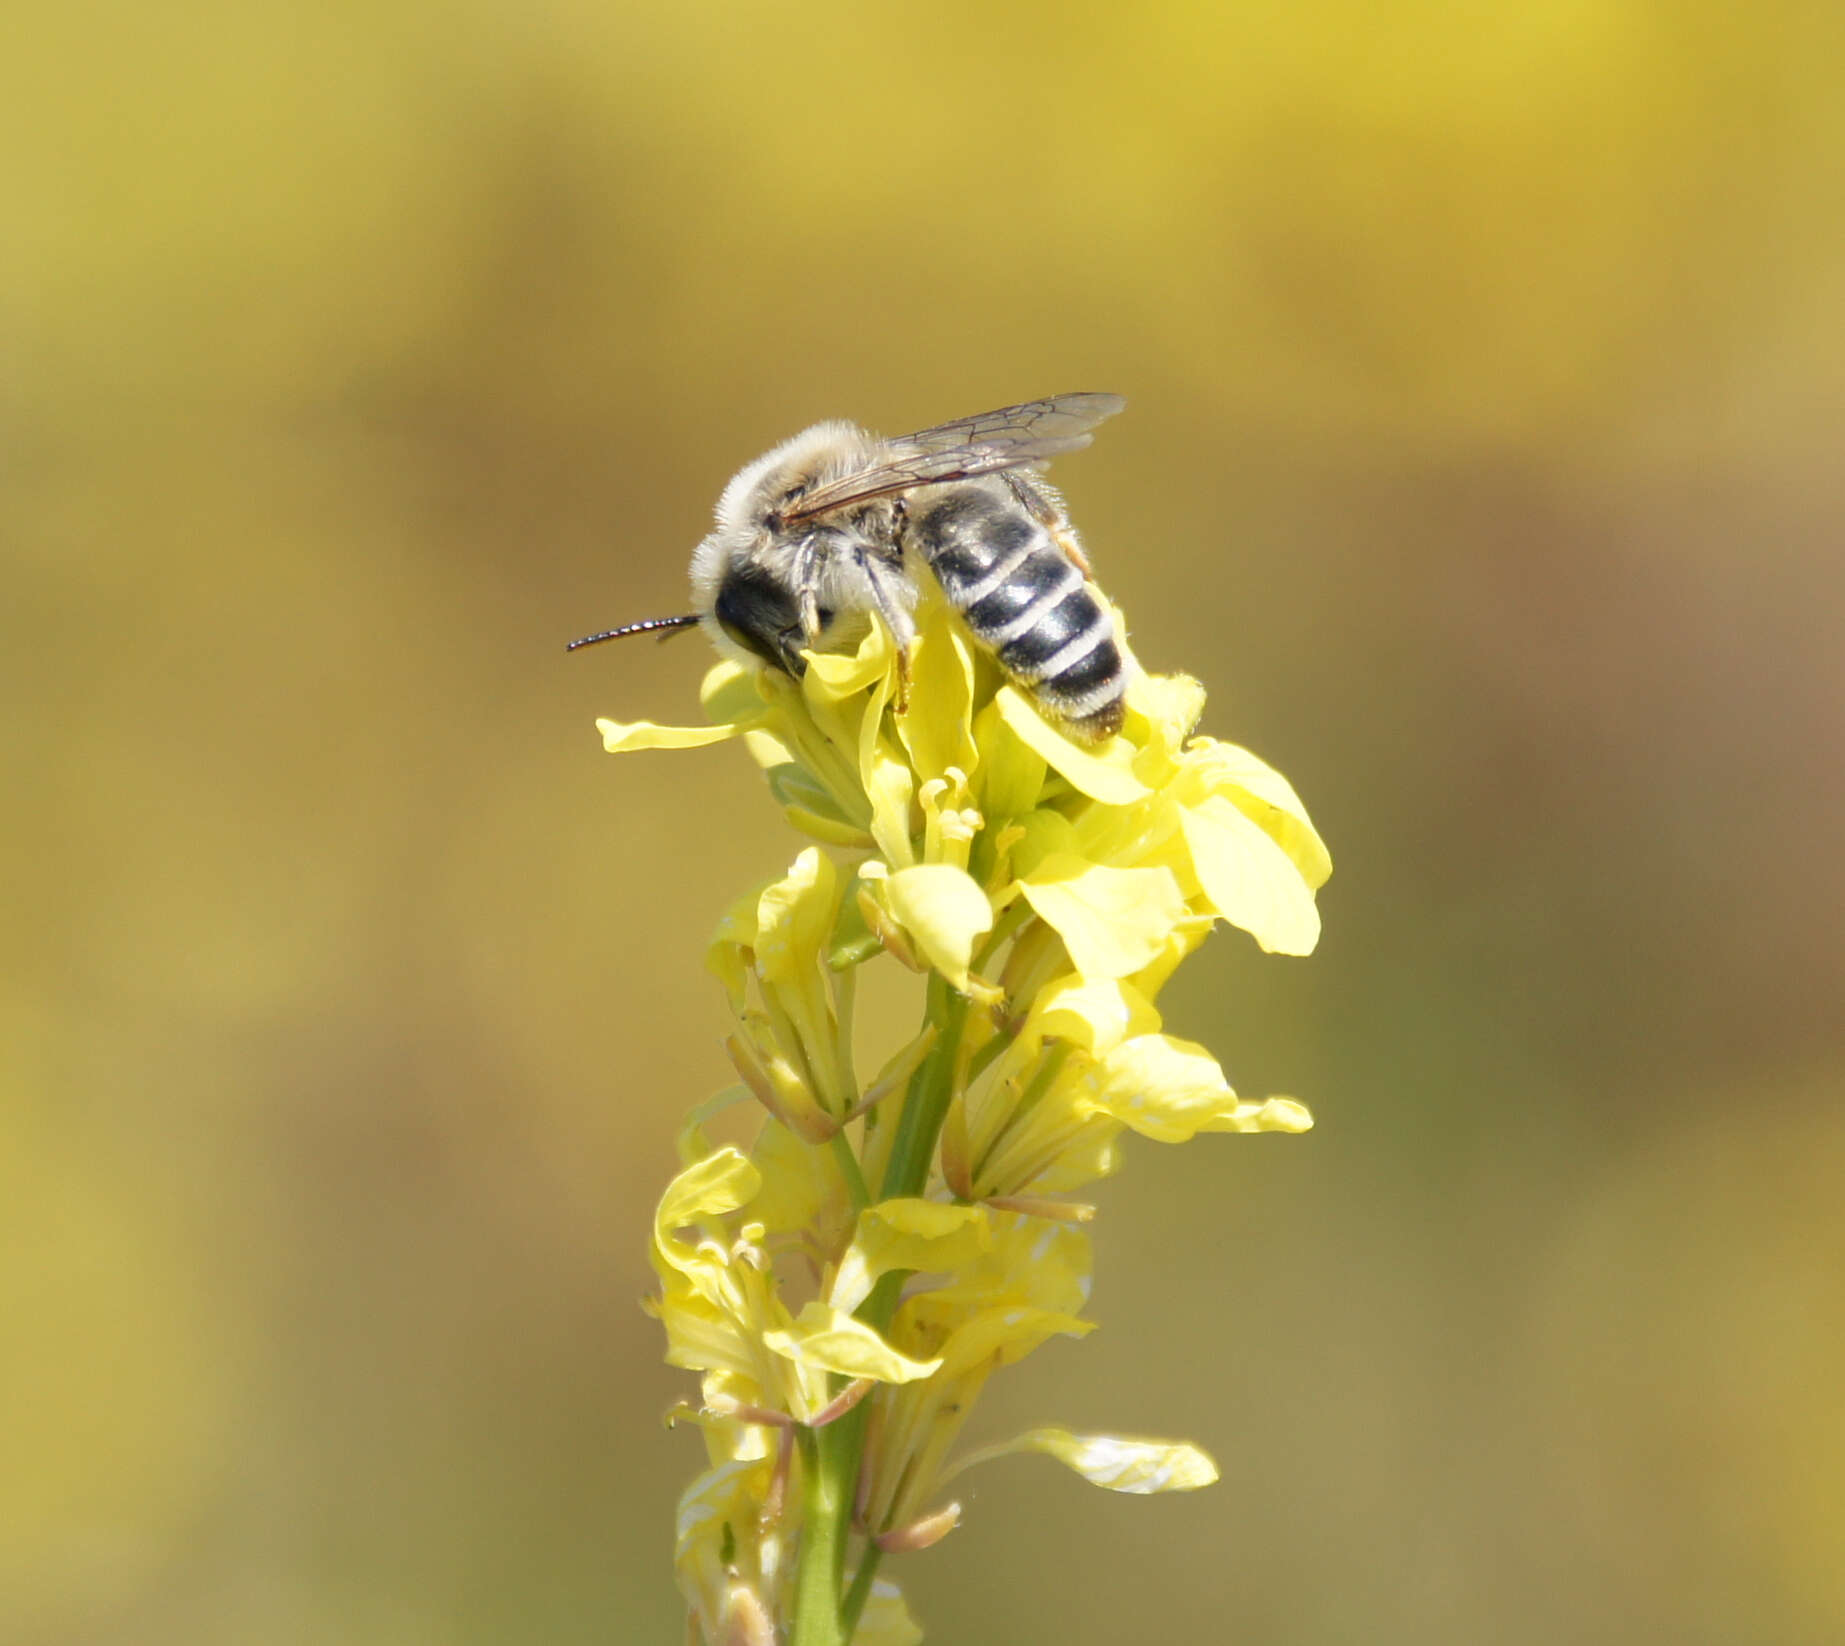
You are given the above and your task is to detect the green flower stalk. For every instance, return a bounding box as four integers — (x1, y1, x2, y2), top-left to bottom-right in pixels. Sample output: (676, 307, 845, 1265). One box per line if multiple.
(599, 587, 1330, 1646)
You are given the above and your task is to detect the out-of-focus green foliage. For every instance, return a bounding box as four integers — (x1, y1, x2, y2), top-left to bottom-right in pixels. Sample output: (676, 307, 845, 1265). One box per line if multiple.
(5, 3, 1842, 1643)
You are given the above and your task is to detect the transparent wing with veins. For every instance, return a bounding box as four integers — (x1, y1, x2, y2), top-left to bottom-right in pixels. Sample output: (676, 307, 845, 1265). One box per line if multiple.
(782, 392, 1125, 523)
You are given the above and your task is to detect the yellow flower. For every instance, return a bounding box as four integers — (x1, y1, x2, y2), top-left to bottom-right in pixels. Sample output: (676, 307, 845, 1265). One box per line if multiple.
(709, 848, 859, 1139)
(649, 1147, 944, 1420)
(1014, 855, 1189, 979)
(652, 1147, 955, 1639)
(860, 860, 992, 991)
(945, 985, 1311, 1205)
(601, 582, 1329, 1644)
(674, 1456, 781, 1645)
(855, 1207, 1095, 1535)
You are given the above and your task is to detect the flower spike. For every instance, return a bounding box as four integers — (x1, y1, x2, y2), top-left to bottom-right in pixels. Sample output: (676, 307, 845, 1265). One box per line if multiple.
(599, 585, 1328, 1643)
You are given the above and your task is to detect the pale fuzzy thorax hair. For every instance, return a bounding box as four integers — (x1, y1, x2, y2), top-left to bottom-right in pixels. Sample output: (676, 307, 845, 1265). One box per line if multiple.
(711, 421, 882, 534)
(690, 420, 891, 668)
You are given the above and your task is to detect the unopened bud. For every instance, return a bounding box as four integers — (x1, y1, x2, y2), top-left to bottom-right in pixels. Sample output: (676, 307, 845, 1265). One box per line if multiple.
(721, 1582, 775, 1646)
(856, 884, 924, 971)
(984, 1194, 1095, 1224)
(874, 1501, 962, 1553)
(938, 1098, 974, 1200)
(725, 1033, 836, 1143)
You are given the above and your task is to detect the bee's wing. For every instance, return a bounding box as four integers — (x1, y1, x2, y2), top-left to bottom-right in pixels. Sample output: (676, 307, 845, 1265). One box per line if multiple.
(783, 392, 1125, 523)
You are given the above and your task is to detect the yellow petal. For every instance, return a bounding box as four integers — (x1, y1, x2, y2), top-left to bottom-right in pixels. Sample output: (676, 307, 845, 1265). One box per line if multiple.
(883, 864, 994, 991)
(1085, 1034, 1310, 1143)
(803, 618, 895, 701)
(597, 716, 749, 753)
(996, 686, 1150, 803)
(1124, 913, 1214, 1004)
(675, 1457, 775, 1617)
(912, 1211, 1093, 1321)
(1206, 1094, 1315, 1134)
(854, 1580, 924, 1646)
(705, 941, 748, 1012)
(675, 1457, 763, 1557)
(973, 698, 1049, 819)
(898, 1301, 1093, 1373)
(1003, 808, 1081, 882)
(829, 1200, 990, 1315)
(1180, 794, 1323, 956)
(656, 1290, 773, 1382)
(864, 742, 918, 868)
(699, 659, 764, 722)
(897, 604, 978, 783)
(1027, 975, 1163, 1055)
(746, 1119, 852, 1243)
(741, 724, 796, 769)
(1015, 1123, 1123, 1195)
(1087, 1034, 1233, 1142)
(654, 1147, 759, 1266)
(1184, 738, 1333, 890)
(1016, 855, 1188, 980)
(955, 1428, 1219, 1494)
(1125, 671, 1207, 764)
(707, 885, 766, 1007)
(763, 1302, 943, 1383)
(753, 848, 838, 985)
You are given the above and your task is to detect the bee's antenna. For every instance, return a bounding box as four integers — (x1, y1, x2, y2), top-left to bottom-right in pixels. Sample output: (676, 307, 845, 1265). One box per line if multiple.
(566, 614, 701, 651)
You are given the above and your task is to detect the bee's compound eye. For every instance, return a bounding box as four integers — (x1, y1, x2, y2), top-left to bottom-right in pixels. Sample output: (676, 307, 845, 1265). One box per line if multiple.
(714, 564, 803, 673)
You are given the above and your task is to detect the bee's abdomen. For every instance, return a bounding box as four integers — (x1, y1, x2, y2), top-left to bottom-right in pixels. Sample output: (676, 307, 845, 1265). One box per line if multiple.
(909, 489, 1126, 740)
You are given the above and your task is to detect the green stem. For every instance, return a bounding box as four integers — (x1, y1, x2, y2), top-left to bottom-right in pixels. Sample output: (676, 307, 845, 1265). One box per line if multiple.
(879, 974, 970, 1201)
(790, 1426, 849, 1646)
(832, 963, 860, 1110)
(830, 1129, 869, 1213)
(839, 1546, 885, 1641)
(788, 972, 970, 1645)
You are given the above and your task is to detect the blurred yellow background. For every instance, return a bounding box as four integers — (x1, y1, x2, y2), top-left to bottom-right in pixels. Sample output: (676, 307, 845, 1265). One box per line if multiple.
(7, 2, 1843, 1641)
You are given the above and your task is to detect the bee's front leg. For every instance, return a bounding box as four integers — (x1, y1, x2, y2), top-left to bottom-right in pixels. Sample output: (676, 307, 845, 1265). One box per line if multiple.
(792, 535, 826, 643)
(798, 585, 824, 645)
(854, 547, 916, 715)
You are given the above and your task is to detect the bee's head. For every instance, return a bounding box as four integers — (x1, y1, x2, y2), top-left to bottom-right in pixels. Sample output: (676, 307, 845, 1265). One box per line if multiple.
(701, 560, 809, 675)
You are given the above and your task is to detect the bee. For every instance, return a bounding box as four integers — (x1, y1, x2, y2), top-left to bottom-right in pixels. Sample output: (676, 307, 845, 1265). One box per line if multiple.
(569, 392, 1129, 740)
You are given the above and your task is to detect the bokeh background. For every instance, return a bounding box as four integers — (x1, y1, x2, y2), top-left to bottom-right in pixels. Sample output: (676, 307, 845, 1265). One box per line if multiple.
(7, 2, 1844, 1642)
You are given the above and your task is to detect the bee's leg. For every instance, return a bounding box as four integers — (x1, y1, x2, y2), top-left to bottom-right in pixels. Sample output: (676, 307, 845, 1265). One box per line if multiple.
(893, 642, 912, 714)
(1005, 471, 1092, 577)
(792, 535, 826, 642)
(855, 550, 916, 713)
(1051, 524, 1093, 580)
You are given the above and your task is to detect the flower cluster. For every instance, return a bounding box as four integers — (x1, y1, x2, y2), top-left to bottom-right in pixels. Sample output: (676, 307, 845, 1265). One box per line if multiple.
(599, 588, 1330, 1646)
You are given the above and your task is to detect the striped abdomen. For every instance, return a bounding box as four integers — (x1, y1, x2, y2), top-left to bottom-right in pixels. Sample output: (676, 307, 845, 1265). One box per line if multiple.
(908, 488, 1126, 740)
